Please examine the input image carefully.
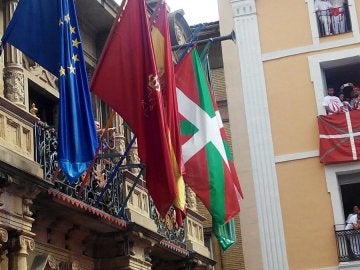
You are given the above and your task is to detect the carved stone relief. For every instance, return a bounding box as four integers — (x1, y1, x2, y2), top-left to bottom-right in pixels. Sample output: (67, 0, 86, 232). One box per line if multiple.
(186, 185, 197, 211)
(3, 69, 25, 106)
(23, 55, 57, 89)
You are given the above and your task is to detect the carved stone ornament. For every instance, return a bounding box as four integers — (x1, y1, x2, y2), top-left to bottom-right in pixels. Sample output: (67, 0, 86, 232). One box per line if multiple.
(47, 255, 57, 269)
(3, 69, 25, 106)
(129, 147, 141, 174)
(0, 228, 8, 249)
(23, 198, 33, 217)
(22, 55, 57, 88)
(18, 235, 35, 255)
(59, 260, 80, 270)
(186, 185, 197, 211)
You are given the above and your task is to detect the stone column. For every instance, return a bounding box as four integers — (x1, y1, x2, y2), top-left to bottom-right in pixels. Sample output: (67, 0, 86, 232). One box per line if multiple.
(0, 228, 8, 268)
(230, 0, 289, 269)
(3, 0, 25, 109)
(8, 235, 35, 270)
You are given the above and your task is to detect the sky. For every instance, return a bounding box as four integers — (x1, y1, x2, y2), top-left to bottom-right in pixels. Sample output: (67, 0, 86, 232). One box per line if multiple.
(114, 0, 219, 25)
(165, 0, 219, 25)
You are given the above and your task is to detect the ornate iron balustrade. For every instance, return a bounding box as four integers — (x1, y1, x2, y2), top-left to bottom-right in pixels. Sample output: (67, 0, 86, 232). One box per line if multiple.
(335, 224, 360, 262)
(34, 122, 186, 245)
(34, 121, 136, 217)
(150, 200, 186, 247)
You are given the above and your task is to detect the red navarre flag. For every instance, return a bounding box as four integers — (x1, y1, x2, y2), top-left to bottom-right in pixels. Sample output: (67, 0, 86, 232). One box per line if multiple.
(318, 110, 360, 164)
(91, 0, 176, 215)
(152, 1, 186, 224)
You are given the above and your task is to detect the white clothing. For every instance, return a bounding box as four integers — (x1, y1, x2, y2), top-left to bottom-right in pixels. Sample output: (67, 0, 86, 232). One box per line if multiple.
(346, 214, 360, 256)
(346, 214, 358, 230)
(347, 213, 355, 224)
(315, 0, 333, 35)
(323, 95, 343, 113)
(330, 0, 344, 7)
(331, 3, 346, 34)
(315, 0, 333, 14)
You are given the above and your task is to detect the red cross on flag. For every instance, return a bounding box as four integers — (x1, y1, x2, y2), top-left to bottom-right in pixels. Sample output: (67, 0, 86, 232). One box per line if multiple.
(318, 110, 360, 164)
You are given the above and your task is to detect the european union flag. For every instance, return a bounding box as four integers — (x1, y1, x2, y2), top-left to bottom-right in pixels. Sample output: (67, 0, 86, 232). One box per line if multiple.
(2, 0, 98, 184)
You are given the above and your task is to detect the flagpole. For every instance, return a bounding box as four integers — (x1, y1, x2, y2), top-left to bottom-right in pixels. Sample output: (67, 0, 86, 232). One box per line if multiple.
(172, 30, 236, 51)
(175, 24, 205, 64)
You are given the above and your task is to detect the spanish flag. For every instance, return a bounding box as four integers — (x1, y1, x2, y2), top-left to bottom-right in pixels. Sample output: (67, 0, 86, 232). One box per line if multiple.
(151, 1, 186, 225)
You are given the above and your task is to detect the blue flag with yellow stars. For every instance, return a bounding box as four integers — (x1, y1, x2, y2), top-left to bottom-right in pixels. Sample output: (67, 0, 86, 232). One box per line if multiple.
(1, 0, 98, 184)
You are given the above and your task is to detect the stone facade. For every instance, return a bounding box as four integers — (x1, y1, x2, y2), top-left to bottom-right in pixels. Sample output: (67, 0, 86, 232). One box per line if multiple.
(0, 0, 214, 269)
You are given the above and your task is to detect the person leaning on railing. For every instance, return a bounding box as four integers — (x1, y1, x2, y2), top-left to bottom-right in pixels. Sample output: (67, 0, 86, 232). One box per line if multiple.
(345, 211, 360, 257)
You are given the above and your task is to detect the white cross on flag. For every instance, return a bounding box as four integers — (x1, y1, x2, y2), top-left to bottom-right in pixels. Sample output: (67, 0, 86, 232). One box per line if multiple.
(318, 110, 360, 164)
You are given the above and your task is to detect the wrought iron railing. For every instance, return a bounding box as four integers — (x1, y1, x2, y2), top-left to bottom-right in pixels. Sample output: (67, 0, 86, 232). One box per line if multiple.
(335, 224, 360, 262)
(315, 4, 352, 37)
(150, 201, 186, 247)
(34, 122, 185, 245)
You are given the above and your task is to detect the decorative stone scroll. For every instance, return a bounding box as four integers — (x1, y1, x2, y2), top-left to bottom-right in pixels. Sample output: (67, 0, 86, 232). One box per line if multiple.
(3, 69, 25, 107)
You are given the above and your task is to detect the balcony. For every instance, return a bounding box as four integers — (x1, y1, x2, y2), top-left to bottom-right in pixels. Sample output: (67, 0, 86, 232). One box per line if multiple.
(335, 225, 360, 263)
(315, 4, 351, 37)
(33, 121, 189, 246)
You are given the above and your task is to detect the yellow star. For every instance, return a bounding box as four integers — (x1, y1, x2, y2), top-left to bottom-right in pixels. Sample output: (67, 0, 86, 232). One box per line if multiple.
(72, 38, 80, 48)
(72, 54, 79, 63)
(64, 14, 70, 23)
(59, 66, 66, 76)
(68, 65, 76, 74)
(70, 26, 76, 34)
(59, 19, 63, 26)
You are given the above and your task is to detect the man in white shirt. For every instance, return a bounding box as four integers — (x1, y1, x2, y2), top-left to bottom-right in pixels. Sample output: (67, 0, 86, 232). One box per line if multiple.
(323, 87, 344, 114)
(330, 0, 346, 34)
(346, 209, 360, 256)
(315, 0, 333, 36)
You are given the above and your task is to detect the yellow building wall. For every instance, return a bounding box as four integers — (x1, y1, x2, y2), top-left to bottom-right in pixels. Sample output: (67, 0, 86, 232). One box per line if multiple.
(264, 55, 319, 155)
(257, 0, 313, 53)
(277, 157, 338, 269)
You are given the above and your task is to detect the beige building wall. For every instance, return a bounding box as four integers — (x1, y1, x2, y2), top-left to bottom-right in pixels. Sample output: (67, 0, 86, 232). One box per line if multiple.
(218, 0, 360, 269)
(277, 158, 338, 269)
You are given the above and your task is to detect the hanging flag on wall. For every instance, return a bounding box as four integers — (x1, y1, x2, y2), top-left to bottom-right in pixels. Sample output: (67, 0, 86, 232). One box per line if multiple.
(91, 0, 177, 216)
(151, 1, 186, 224)
(175, 49, 243, 226)
(1, 0, 98, 183)
(318, 110, 360, 164)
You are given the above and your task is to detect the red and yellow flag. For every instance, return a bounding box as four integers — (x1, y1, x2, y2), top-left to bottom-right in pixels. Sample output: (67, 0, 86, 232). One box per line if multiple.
(91, 0, 177, 216)
(151, 1, 186, 224)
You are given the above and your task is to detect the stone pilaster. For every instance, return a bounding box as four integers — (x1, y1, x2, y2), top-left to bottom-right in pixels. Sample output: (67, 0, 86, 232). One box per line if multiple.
(8, 235, 35, 270)
(230, 0, 289, 269)
(3, 0, 25, 109)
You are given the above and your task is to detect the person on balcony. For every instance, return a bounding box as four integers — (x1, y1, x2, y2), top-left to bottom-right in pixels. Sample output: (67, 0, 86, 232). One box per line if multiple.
(323, 87, 344, 114)
(330, 0, 346, 34)
(346, 209, 360, 257)
(347, 205, 359, 224)
(339, 93, 352, 112)
(315, 0, 333, 36)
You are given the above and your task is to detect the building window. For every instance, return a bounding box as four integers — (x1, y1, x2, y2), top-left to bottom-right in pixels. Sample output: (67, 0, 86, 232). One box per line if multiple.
(29, 80, 58, 127)
(314, 0, 351, 37)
